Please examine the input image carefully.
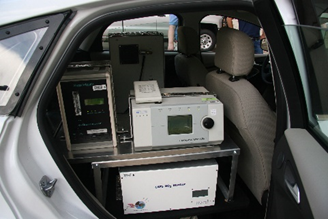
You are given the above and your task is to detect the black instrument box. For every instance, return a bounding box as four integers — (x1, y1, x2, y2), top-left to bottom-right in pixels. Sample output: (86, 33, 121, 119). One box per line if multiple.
(57, 62, 117, 151)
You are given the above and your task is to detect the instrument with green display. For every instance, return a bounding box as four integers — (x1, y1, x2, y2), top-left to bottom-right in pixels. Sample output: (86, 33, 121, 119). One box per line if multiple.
(57, 64, 117, 151)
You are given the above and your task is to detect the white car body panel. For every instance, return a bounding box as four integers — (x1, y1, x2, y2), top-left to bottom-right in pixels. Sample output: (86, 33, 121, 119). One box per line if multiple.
(0, 110, 97, 218)
(201, 15, 224, 28)
(0, 188, 15, 219)
(0, 116, 8, 132)
(0, 116, 15, 219)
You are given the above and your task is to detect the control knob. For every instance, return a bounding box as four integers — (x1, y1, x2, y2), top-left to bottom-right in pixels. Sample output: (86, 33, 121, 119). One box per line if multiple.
(202, 117, 214, 129)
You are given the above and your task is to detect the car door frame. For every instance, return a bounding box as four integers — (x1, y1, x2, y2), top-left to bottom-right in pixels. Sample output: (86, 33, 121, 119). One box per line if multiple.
(254, 0, 328, 218)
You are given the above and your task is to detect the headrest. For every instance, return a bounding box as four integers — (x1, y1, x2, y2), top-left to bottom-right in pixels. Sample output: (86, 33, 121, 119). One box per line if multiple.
(177, 26, 200, 56)
(215, 28, 254, 77)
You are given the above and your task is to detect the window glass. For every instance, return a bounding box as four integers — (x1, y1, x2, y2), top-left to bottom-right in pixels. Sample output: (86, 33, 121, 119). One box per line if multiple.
(0, 28, 47, 107)
(102, 14, 227, 52)
(286, 24, 328, 144)
(102, 15, 170, 50)
(200, 15, 222, 52)
(285, 1, 328, 145)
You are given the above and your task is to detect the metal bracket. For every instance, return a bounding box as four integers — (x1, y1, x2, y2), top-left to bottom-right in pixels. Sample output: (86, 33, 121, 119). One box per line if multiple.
(39, 175, 57, 198)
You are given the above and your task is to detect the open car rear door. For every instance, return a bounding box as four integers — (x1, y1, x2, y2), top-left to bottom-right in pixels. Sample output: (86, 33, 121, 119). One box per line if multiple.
(255, 0, 328, 218)
(267, 129, 327, 219)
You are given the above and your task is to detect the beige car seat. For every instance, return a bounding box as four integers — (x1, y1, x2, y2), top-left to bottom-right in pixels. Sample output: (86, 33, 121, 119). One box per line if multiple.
(205, 27, 276, 204)
(175, 26, 208, 86)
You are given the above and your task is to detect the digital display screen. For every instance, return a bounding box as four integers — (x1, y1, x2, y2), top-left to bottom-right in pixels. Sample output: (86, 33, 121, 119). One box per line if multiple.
(168, 115, 192, 135)
(84, 98, 104, 106)
(192, 189, 209, 198)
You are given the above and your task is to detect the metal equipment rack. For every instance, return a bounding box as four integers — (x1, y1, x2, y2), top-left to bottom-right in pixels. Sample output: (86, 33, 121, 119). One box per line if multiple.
(87, 135, 239, 206)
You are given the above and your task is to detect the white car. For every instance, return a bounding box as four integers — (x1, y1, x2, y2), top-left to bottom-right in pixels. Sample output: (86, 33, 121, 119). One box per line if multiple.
(0, 0, 328, 219)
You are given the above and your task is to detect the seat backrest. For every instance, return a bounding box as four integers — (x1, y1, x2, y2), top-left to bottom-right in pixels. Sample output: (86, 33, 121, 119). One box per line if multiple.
(205, 27, 276, 204)
(174, 26, 208, 86)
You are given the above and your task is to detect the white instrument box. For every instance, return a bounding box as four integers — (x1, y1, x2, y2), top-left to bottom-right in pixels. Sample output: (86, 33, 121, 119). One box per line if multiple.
(119, 159, 218, 214)
(131, 86, 224, 149)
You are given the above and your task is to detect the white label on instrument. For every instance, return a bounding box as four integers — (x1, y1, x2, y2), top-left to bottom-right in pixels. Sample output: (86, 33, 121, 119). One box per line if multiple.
(210, 109, 217, 116)
(72, 91, 82, 116)
(93, 84, 107, 91)
(87, 129, 107, 134)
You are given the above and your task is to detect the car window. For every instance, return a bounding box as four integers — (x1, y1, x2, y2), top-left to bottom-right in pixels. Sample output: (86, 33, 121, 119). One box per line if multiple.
(284, 1, 328, 147)
(102, 14, 228, 52)
(0, 28, 47, 107)
(285, 24, 328, 145)
(0, 13, 65, 115)
(102, 15, 170, 50)
(199, 15, 224, 51)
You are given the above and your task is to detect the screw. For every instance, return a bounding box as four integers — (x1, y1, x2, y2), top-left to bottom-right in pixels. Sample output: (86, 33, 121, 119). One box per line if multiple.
(5, 31, 10, 35)
(15, 92, 20, 96)
(45, 20, 49, 24)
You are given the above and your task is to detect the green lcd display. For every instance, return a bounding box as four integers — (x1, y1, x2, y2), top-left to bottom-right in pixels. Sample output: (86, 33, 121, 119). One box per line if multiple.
(192, 189, 209, 197)
(84, 98, 104, 106)
(168, 115, 192, 135)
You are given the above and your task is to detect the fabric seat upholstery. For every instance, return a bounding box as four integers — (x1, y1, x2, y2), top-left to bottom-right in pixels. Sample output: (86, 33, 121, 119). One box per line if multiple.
(205, 27, 276, 204)
(175, 26, 208, 86)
